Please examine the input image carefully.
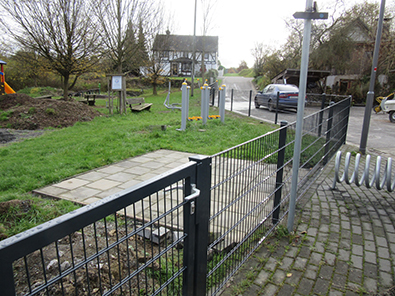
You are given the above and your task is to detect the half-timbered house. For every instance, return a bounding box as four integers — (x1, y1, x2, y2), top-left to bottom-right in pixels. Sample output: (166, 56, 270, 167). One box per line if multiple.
(152, 30, 218, 76)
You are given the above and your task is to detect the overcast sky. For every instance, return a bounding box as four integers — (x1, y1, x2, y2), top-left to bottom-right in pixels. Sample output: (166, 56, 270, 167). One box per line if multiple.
(164, 0, 376, 68)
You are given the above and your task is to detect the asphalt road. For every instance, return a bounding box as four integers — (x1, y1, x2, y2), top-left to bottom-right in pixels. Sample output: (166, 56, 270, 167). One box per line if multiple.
(221, 76, 395, 157)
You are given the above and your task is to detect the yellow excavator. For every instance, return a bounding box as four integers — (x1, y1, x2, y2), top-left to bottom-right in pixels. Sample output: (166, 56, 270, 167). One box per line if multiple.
(0, 59, 16, 95)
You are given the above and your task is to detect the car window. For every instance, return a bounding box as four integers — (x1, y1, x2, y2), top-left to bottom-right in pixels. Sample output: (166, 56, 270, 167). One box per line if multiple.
(277, 85, 299, 91)
(262, 86, 270, 93)
(267, 86, 275, 93)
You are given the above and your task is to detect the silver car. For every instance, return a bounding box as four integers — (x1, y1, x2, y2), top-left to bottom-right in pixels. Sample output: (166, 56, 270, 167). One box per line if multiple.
(255, 84, 299, 111)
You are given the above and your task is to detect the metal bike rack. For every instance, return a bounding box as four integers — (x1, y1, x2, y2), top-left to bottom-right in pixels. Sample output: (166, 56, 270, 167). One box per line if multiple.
(332, 151, 395, 192)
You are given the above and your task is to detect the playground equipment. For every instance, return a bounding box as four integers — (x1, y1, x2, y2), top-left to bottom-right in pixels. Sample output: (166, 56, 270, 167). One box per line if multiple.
(200, 82, 210, 124)
(332, 151, 395, 192)
(164, 81, 181, 110)
(0, 60, 15, 95)
(177, 80, 226, 130)
(196, 81, 226, 124)
(177, 82, 190, 131)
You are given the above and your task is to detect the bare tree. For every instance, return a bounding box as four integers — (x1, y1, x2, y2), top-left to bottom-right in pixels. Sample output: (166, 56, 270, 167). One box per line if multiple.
(97, 0, 157, 75)
(0, 0, 102, 98)
(199, 0, 217, 80)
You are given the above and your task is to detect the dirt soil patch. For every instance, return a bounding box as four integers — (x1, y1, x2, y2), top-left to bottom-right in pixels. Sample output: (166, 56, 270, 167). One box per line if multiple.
(11, 220, 180, 295)
(0, 93, 103, 130)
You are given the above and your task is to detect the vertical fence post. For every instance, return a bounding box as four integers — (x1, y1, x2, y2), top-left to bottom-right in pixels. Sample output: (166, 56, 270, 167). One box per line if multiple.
(217, 90, 220, 107)
(248, 90, 252, 117)
(272, 121, 288, 225)
(0, 260, 15, 295)
(342, 96, 352, 144)
(318, 93, 326, 137)
(219, 85, 226, 123)
(188, 155, 212, 296)
(275, 91, 280, 124)
(231, 89, 234, 111)
(323, 102, 335, 165)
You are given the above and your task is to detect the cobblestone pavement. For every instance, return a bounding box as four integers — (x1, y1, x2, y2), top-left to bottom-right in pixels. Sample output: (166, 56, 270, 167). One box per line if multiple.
(220, 146, 395, 296)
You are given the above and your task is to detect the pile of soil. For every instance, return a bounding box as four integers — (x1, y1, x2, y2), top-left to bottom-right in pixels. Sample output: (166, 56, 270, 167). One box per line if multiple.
(0, 93, 103, 130)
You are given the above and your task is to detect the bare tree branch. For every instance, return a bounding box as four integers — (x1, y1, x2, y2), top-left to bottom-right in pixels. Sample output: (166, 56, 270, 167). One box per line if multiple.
(0, 0, 102, 98)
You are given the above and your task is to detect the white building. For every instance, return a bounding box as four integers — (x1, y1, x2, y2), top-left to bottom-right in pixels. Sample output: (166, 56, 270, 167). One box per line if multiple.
(152, 31, 218, 77)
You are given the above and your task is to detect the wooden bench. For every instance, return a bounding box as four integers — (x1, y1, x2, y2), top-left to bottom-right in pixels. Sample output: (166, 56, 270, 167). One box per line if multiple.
(82, 94, 96, 106)
(35, 95, 52, 99)
(126, 98, 152, 112)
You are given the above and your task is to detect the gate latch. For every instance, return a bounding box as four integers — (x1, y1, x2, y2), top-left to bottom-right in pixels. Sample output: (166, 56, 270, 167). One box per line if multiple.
(185, 184, 200, 214)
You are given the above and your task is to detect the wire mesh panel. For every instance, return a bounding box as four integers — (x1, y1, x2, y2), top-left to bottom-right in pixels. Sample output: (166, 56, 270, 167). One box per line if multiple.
(207, 130, 287, 294)
(0, 163, 198, 296)
(206, 97, 351, 295)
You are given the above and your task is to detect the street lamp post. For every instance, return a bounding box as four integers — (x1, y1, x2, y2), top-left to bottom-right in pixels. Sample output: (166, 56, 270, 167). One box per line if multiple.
(359, 0, 386, 155)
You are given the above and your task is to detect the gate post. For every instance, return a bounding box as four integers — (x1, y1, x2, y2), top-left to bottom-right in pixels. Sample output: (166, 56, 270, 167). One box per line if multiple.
(188, 155, 212, 296)
(272, 121, 288, 224)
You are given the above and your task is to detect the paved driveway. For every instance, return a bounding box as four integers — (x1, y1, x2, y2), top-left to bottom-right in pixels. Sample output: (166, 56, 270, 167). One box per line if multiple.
(221, 76, 395, 157)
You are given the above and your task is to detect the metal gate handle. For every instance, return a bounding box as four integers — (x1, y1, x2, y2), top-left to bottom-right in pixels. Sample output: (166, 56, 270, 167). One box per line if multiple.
(184, 184, 200, 201)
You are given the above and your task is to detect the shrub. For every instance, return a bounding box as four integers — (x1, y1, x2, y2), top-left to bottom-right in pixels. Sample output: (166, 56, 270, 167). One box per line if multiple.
(0, 110, 13, 121)
(45, 108, 56, 115)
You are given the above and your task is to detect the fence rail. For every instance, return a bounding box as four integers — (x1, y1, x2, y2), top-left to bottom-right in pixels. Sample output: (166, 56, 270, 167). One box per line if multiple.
(0, 97, 351, 295)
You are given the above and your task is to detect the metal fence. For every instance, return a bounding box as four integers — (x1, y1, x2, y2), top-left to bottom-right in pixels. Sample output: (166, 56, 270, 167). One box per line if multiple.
(206, 96, 351, 294)
(0, 157, 212, 296)
(0, 98, 351, 295)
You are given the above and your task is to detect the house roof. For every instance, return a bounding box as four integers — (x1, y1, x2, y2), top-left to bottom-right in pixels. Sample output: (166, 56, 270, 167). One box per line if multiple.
(153, 34, 218, 52)
(346, 18, 372, 43)
(271, 69, 331, 86)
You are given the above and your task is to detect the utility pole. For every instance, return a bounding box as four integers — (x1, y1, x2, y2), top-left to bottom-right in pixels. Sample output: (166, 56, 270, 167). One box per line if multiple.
(359, 0, 386, 154)
(191, 0, 197, 97)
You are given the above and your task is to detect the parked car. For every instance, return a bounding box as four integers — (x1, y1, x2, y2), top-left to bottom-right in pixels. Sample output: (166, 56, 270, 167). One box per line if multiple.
(254, 84, 299, 111)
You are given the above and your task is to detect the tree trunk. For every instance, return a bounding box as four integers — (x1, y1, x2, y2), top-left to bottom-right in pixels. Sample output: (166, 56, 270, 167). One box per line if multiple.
(63, 74, 69, 99)
(153, 83, 157, 95)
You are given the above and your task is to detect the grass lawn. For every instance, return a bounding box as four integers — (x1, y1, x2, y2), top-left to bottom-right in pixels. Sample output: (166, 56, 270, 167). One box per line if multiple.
(0, 86, 277, 238)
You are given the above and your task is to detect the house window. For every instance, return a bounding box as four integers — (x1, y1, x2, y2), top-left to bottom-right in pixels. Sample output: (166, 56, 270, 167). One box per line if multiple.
(183, 52, 189, 58)
(160, 51, 169, 59)
(182, 63, 191, 71)
(204, 53, 209, 61)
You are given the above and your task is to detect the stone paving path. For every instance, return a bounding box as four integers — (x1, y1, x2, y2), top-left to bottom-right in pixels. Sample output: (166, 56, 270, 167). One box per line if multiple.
(33, 150, 193, 204)
(220, 146, 395, 296)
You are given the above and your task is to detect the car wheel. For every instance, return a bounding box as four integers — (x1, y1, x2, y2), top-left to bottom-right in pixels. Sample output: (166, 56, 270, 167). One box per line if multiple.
(255, 99, 260, 109)
(390, 111, 395, 123)
(268, 100, 275, 112)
